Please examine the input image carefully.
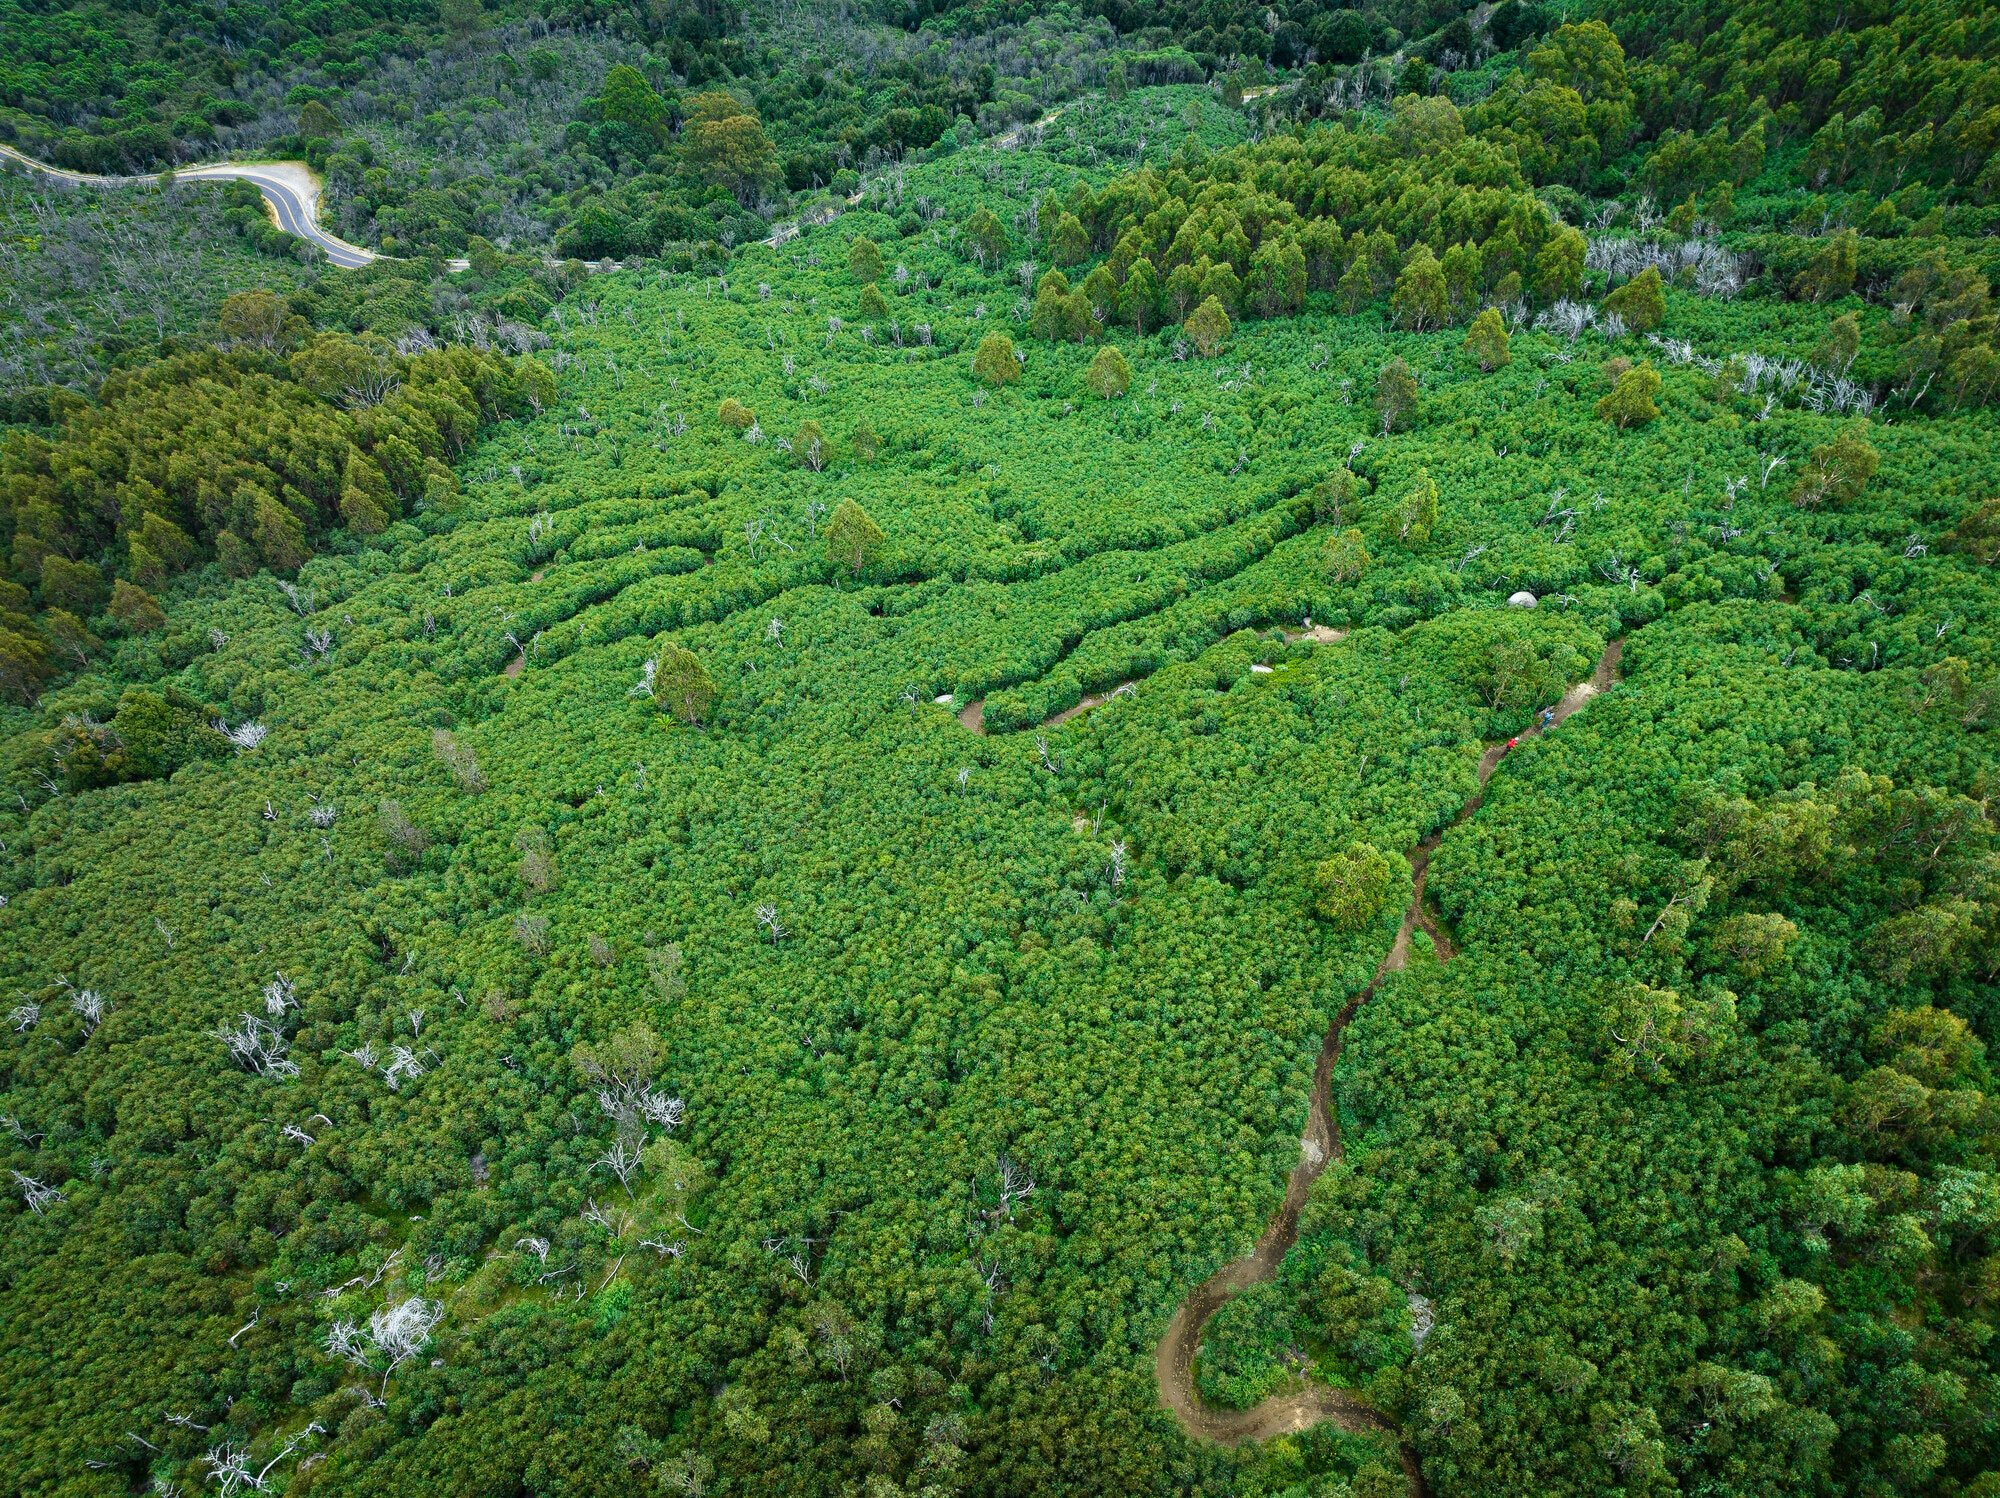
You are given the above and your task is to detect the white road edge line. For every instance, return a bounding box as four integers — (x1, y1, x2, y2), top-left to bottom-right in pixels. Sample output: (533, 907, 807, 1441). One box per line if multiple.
(0, 144, 469, 272)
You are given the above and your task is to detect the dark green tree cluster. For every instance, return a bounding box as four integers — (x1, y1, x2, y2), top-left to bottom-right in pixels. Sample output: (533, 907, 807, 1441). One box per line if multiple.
(1607, 0, 2000, 200)
(0, 320, 549, 695)
(1019, 96, 1572, 350)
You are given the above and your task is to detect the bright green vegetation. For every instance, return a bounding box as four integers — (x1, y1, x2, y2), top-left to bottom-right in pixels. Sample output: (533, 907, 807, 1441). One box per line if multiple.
(1200, 1278, 1313, 1407)
(2, 0, 2000, 1490)
(1334, 615, 2000, 1495)
(1198, 1233, 1415, 1412)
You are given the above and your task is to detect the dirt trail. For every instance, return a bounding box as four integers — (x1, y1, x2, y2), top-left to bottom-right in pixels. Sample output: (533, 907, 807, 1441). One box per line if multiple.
(953, 678, 1136, 735)
(994, 104, 1068, 150)
(1155, 638, 1624, 1482)
(960, 621, 1350, 737)
(1041, 680, 1137, 728)
(761, 100, 1070, 248)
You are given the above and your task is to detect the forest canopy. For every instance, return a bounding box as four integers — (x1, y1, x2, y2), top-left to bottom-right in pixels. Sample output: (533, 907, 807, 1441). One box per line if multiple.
(2, 3, 2000, 1497)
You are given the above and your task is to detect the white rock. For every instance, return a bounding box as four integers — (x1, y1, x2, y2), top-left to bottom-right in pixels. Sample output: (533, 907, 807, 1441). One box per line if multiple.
(1507, 590, 1538, 609)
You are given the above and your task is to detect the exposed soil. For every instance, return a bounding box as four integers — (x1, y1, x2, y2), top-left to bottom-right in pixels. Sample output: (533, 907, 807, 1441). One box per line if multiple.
(1278, 625, 1349, 645)
(994, 105, 1068, 150)
(1041, 680, 1137, 728)
(955, 679, 1137, 735)
(1154, 638, 1625, 1484)
(503, 652, 525, 678)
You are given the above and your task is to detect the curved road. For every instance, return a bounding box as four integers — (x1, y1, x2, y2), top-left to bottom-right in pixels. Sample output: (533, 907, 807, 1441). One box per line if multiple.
(1, 144, 379, 268)
(1156, 639, 1625, 1490)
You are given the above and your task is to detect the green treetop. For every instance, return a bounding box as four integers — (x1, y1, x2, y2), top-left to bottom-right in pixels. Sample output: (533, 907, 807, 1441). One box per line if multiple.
(1596, 363, 1662, 428)
(1314, 843, 1399, 929)
(1602, 266, 1666, 332)
(848, 235, 885, 285)
(1465, 307, 1511, 371)
(825, 498, 886, 576)
(1086, 346, 1132, 400)
(972, 332, 1021, 386)
(1185, 296, 1232, 357)
(651, 642, 715, 725)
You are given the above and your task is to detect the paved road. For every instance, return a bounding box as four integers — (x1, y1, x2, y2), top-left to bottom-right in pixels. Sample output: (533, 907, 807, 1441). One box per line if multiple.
(0, 144, 379, 268)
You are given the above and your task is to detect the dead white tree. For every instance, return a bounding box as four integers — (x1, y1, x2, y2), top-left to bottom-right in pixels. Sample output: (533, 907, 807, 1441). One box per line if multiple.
(213, 1015, 298, 1079)
(11, 1170, 63, 1215)
(1408, 1290, 1437, 1348)
(201, 1423, 324, 1497)
(996, 1154, 1036, 1217)
(326, 1297, 443, 1404)
(638, 1091, 684, 1129)
(760, 1233, 818, 1286)
(213, 719, 269, 752)
(380, 1045, 432, 1090)
(60, 979, 107, 1038)
(261, 973, 298, 1019)
(976, 1255, 1006, 1334)
(581, 1197, 634, 1236)
(594, 1136, 645, 1197)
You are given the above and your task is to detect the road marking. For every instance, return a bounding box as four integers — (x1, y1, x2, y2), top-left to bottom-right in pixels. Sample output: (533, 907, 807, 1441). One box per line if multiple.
(2, 144, 382, 269)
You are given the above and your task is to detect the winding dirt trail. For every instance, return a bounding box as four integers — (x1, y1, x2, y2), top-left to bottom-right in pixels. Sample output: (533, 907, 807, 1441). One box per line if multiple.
(1155, 639, 1624, 1482)
(958, 623, 1343, 737)
(1041, 679, 1137, 728)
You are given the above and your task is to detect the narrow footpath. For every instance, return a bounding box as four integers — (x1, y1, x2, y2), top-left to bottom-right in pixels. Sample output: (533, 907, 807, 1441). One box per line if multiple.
(1155, 640, 1624, 1489)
